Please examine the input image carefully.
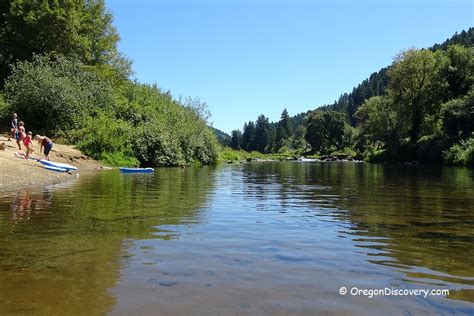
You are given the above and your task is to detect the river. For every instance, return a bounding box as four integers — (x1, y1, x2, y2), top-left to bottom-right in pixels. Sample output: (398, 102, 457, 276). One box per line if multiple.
(0, 162, 473, 315)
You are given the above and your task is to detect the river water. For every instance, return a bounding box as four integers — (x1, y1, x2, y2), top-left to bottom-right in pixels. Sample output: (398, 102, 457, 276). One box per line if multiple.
(0, 162, 473, 315)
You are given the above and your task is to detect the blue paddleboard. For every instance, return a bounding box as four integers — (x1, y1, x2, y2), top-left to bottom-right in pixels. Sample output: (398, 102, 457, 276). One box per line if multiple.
(44, 165, 68, 172)
(39, 159, 78, 171)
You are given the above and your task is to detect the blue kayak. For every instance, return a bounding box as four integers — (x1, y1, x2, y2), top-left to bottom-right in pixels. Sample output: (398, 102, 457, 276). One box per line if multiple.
(119, 167, 154, 173)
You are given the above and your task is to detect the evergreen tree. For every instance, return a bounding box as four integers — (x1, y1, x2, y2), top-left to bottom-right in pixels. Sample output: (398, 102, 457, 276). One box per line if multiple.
(275, 124, 287, 149)
(230, 130, 243, 150)
(280, 108, 293, 136)
(242, 121, 256, 151)
(254, 114, 271, 153)
(275, 108, 294, 149)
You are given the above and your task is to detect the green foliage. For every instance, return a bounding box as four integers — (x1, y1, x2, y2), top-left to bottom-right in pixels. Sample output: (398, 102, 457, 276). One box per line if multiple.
(219, 148, 243, 161)
(275, 108, 293, 149)
(305, 111, 346, 153)
(0, 0, 130, 85)
(364, 147, 389, 163)
(242, 121, 256, 151)
(218, 148, 265, 162)
(230, 130, 242, 150)
(291, 125, 307, 149)
(1, 2, 472, 169)
(2, 54, 218, 167)
(4, 55, 114, 135)
(132, 122, 185, 167)
(320, 28, 473, 126)
(443, 138, 474, 166)
(0, 93, 8, 125)
(416, 135, 446, 164)
(388, 48, 447, 143)
(440, 89, 474, 140)
(329, 147, 357, 159)
(212, 127, 231, 146)
(352, 44, 473, 164)
(99, 152, 139, 167)
(441, 45, 474, 99)
(218, 147, 307, 162)
(432, 28, 474, 51)
(254, 114, 272, 153)
(70, 113, 133, 158)
(238, 109, 306, 155)
(355, 96, 404, 149)
(120, 83, 219, 167)
(321, 68, 389, 125)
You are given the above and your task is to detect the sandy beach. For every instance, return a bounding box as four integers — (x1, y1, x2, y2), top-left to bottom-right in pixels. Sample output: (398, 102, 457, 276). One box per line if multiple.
(0, 136, 102, 193)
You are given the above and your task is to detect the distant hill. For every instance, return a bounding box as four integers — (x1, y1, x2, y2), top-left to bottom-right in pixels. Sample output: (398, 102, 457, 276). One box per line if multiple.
(288, 28, 474, 127)
(212, 127, 231, 146)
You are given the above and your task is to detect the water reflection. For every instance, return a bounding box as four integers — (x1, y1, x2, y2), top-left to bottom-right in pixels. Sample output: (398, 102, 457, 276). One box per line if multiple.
(0, 167, 217, 315)
(0, 162, 473, 314)
(240, 162, 474, 304)
(109, 162, 473, 315)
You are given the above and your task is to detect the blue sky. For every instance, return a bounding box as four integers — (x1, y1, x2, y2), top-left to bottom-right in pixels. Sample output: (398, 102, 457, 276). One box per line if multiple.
(106, 0, 473, 133)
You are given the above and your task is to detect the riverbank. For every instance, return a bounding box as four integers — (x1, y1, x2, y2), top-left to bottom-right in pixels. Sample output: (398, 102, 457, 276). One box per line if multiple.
(218, 148, 363, 163)
(0, 136, 102, 192)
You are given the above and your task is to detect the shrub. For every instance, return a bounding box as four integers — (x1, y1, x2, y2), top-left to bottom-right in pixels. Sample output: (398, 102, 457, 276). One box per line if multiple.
(330, 147, 357, 158)
(4, 57, 219, 167)
(219, 148, 242, 161)
(0, 93, 12, 127)
(99, 152, 139, 167)
(4, 55, 114, 136)
(416, 135, 445, 164)
(119, 82, 219, 167)
(444, 138, 474, 166)
(132, 122, 185, 167)
(66, 113, 138, 166)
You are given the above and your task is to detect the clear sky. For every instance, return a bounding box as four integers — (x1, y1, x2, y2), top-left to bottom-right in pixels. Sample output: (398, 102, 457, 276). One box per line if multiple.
(106, 0, 473, 133)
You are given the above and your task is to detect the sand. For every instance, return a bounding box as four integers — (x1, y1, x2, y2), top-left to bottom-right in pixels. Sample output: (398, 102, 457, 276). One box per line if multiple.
(0, 136, 103, 193)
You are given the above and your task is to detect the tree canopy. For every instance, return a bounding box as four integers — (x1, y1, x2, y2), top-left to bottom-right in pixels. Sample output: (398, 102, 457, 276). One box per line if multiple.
(231, 29, 473, 166)
(0, 0, 219, 167)
(0, 0, 130, 85)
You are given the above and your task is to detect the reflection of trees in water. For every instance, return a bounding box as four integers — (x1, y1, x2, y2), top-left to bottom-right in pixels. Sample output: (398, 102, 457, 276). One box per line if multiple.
(328, 165, 474, 302)
(0, 167, 216, 315)
(241, 162, 474, 302)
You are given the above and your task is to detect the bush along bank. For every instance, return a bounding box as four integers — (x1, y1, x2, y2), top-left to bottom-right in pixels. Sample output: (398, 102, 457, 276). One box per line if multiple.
(2, 55, 219, 167)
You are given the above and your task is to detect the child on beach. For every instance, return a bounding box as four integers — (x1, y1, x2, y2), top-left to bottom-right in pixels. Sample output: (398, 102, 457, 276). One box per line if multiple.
(34, 135, 53, 161)
(8, 113, 18, 142)
(16, 121, 26, 150)
(23, 132, 33, 160)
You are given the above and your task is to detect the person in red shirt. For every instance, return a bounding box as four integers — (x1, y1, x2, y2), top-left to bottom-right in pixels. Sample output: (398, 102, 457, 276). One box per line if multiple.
(22, 132, 33, 160)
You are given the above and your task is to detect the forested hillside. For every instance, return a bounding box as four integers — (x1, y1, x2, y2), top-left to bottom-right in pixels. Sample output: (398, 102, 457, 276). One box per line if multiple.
(212, 127, 231, 146)
(321, 28, 473, 124)
(0, 0, 219, 167)
(229, 28, 473, 166)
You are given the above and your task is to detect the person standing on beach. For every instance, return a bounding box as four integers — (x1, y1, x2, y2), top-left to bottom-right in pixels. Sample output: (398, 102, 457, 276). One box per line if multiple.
(8, 113, 18, 142)
(23, 132, 33, 160)
(16, 121, 26, 150)
(34, 135, 53, 161)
